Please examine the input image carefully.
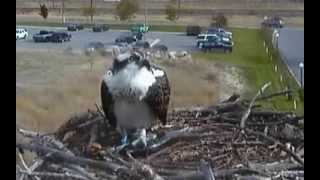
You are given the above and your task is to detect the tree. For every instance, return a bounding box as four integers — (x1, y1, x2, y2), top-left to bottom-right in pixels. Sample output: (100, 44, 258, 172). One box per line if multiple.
(165, 4, 178, 22)
(61, 0, 65, 24)
(51, 0, 55, 8)
(211, 13, 228, 27)
(82, 7, 96, 23)
(89, 0, 95, 23)
(165, 0, 180, 22)
(115, 0, 139, 21)
(39, 4, 49, 20)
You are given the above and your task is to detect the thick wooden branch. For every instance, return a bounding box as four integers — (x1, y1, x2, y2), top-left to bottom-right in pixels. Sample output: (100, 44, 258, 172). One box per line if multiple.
(240, 82, 271, 130)
(16, 143, 126, 173)
(18, 129, 98, 180)
(17, 150, 41, 180)
(18, 169, 87, 180)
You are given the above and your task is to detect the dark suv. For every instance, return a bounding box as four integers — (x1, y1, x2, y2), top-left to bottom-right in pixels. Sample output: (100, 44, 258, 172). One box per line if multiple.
(49, 32, 71, 43)
(186, 25, 201, 36)
(115, 35, 137, 44)
(92, 24, 109, 32)
(201, 36, 233, 53)
(33, 30, 55, 42)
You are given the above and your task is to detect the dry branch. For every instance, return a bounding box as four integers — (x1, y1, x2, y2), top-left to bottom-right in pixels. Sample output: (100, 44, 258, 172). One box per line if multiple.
(240, 82, 271, 130)
(16, 143, 125, 173)
(16, 92, 304, 180)
(18, 169, 87, 180)
(245, 129, 304, 166)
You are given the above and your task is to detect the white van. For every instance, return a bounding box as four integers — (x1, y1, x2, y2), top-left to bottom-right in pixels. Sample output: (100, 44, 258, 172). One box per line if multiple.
(16, 28, 28, 40)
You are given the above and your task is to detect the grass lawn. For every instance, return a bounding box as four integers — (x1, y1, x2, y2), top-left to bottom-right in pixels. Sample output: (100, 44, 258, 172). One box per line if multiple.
(193, 28, 304, 115)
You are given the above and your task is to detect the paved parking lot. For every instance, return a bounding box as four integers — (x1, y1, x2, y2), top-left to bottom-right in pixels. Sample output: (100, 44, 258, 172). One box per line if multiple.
(17, 26, 304, 87)
(16, 26, 198, 52)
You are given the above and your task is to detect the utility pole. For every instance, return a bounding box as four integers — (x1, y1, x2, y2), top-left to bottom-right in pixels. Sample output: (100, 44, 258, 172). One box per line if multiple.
(178, 0, 181, 19)
(90, 0, 93, 23)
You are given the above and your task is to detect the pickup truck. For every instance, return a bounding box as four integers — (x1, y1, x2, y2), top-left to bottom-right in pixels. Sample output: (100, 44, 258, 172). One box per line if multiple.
(207, 27, 232, 38)
(197, 33, 232, 48)
(33, 31, 71, 43)
(16, 28, 28, 40)
(201, 37, 233, 53)
(33, 30, 55, 42)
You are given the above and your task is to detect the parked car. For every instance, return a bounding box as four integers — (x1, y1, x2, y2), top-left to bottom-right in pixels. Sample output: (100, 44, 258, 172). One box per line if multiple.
(33, 31, 71, 43)
(131, 24, 150, 33)
(67, 23, 84, 31)
(201, 36, 233, 53)
(49, 32, 72, 43)
(132, 32, 143, 41)
(92, 24, 109, 32)
(197, 33, 218, 48)
(207, 27, 232, 38)
(132, 41, 150, 50)
(33, 30, 55, 42)
(115, 35, 137, 44)
(85, 42, 107, 56)
(16, 28, 28, 40)
(261, 16, 284, 28)
(186, 25, 201, 36)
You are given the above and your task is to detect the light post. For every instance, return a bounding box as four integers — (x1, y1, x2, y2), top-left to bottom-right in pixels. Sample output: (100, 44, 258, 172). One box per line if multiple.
(275, 30, 279, 49)
(299, 61, 304, 88)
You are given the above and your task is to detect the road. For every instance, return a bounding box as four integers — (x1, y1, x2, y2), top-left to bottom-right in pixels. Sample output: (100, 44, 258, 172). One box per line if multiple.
(17, 26, 304, 87)
(16, 26, 198, 52)
(277, 27, 304, 87)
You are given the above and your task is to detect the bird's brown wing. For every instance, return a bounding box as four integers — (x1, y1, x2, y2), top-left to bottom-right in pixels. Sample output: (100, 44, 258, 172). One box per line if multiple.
(144, 66, 171, 125)
(100, 80, 117, 128)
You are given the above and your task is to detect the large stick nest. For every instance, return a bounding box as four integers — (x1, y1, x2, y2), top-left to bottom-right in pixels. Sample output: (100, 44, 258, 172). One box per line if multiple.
(16, 92, 304, 180)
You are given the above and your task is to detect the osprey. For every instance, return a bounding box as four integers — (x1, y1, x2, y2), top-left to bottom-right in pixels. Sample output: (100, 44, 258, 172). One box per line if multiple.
(101, 49, 170, 148)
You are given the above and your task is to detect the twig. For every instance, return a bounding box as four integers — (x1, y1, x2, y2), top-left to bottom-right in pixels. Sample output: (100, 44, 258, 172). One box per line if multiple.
(18, 129, 98, 180)
(95, 102, 105, 118)
(256, 90, 293, 101)
(89, 124, 98, 145)
(17, 150, 41, 180)
(16, 143, 126, 173)
(240, 82, 272, 130)
(199, 159, 215, 180)
(18, 169, 87, 180)
(245, 129, 304, 167)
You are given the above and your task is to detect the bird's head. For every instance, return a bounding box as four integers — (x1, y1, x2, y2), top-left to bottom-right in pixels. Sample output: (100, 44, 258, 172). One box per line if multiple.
(110, 49, 151, 75)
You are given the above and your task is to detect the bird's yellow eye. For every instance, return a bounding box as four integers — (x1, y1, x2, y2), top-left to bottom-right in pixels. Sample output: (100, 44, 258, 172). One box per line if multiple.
(107, 71, 112, 76)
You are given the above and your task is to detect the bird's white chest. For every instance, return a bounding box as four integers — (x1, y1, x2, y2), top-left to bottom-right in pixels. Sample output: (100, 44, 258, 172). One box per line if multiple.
(114, 100, 153, 129)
